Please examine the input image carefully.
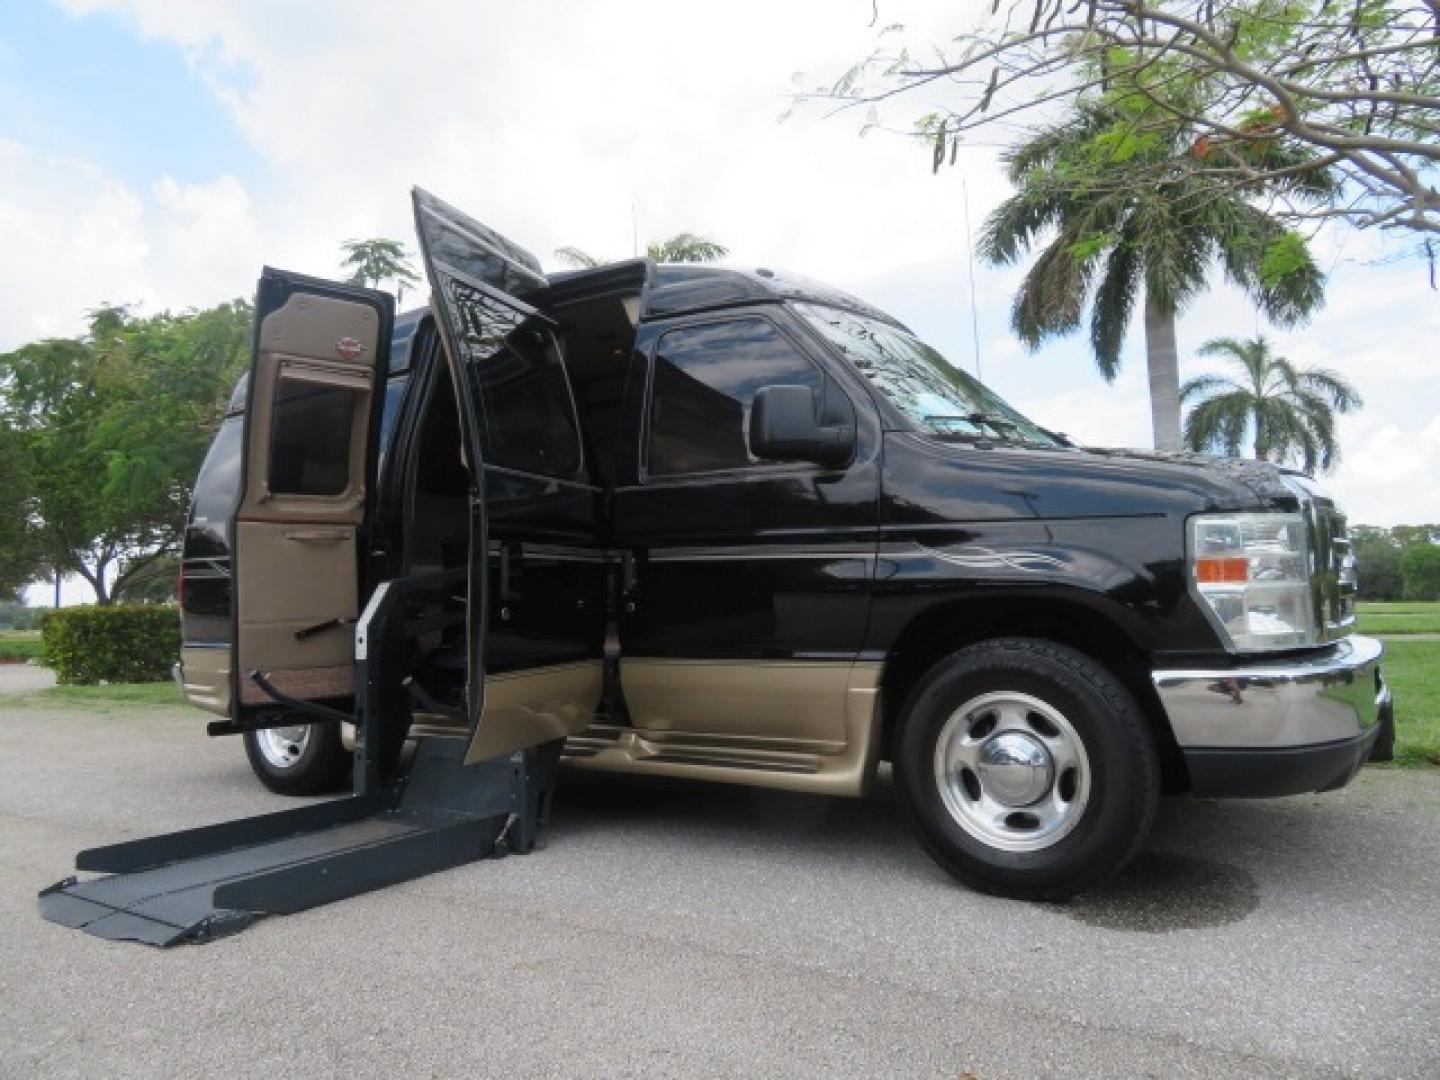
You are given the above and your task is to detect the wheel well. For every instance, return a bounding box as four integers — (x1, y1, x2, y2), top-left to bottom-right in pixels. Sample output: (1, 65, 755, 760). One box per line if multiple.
(877, 597, 1190, 793)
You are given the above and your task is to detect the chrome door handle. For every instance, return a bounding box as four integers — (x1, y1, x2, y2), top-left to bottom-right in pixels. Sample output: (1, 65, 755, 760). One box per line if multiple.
(284, 529, 349, 543)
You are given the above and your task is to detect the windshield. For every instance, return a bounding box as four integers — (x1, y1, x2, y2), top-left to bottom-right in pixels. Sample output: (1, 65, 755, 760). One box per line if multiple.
(795, 303, 1062, 447)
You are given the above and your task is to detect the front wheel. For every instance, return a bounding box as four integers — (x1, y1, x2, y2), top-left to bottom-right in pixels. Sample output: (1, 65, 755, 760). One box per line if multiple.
(243, 720, 351, 796)
(894, 638, 1159, 901)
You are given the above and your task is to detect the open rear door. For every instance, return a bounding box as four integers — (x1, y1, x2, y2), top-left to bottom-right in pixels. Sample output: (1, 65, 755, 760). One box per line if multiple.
(232, 270, 393, 711)
(413, 187, 606, 763)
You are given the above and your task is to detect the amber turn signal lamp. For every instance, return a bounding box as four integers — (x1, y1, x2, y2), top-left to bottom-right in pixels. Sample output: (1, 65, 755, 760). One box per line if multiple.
(1195, 556, 1249, 584)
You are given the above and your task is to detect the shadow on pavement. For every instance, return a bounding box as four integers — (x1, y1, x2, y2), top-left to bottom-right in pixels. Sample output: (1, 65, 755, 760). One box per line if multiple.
(1058, 851, 1259, 931)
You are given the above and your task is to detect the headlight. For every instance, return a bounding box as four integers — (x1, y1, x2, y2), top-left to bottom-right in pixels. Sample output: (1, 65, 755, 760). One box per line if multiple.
(1188, 512, 1316, 652)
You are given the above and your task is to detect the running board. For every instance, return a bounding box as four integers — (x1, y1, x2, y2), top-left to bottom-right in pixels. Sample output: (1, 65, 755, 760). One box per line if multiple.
(38, 739, 556, 947)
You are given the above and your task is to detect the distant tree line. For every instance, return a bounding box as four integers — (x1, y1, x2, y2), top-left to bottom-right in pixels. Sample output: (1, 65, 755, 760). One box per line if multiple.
(0, 600, 49, 630)
(1351, 525, 1440, 601)
(0, 301, 252, 604)
(0, 239, 429, 607)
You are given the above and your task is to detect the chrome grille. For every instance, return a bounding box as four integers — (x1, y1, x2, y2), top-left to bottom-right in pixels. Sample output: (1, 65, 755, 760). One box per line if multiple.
(1311, 502, 1356, 641)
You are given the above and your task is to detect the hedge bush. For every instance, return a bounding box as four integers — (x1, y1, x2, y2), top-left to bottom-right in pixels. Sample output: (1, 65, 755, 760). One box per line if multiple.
(40, 605, 181, 685)
(1401, 544, 1440, 601)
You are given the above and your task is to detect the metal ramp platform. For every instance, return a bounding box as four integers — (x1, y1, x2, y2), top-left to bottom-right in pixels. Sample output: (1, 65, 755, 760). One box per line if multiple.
(39, 738, 554, 946)
(40, 570, 560, 947)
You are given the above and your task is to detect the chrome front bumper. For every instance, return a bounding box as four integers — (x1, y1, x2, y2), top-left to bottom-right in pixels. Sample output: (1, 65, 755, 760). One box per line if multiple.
(1153, 635, 1392, 797)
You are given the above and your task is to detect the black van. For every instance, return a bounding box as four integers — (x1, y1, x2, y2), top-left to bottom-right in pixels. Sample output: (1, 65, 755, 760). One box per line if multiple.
(177, 188, 1392, 899)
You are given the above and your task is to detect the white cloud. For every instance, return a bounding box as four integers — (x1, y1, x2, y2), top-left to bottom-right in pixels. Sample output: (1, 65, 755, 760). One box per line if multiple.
(47, 0, 1008, 295)
(0, 140, 264, 345)
(151, 174, 263, 302)
(0, 136, 148, 342)
(1334, 415, 1440, 527)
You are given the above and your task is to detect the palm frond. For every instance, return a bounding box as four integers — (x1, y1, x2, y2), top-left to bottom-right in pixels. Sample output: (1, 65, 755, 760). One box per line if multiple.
(553, 246, 603, 269)
(1298, 368, 1364, 411)
(1179, 373, 1242, 402)
(1195, 337, 1255, 362)
(1010, 236, 1093, 350)
(646, 233, 729, 263)
(978, 191, 1059, 266)
(1088, 238, 1140, 379)
(1183, 391, 1252, 456)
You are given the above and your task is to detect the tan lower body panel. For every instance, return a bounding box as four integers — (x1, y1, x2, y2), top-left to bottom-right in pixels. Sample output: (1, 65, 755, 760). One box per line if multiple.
(566, 660, 882, 797)
(179, 646, 230, 717)
(463, 660, 604, 764)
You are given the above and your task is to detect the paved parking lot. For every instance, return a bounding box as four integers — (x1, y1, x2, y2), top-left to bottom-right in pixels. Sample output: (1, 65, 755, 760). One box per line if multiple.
(1, 701, 1437, 1078)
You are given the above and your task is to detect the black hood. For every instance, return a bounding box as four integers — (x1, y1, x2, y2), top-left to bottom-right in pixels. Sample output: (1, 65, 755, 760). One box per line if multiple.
(1081, 447, 1298, 505)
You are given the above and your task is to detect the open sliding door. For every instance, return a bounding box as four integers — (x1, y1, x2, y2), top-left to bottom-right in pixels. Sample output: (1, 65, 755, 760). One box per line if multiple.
(412, 188, 607, 763)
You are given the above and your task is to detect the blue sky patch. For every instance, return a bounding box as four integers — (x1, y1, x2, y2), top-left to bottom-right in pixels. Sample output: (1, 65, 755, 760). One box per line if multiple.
(0, 0, 262, 189)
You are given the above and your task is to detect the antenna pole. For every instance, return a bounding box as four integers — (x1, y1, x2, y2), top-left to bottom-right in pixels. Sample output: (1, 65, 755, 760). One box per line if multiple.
(962, 179, 983, 382)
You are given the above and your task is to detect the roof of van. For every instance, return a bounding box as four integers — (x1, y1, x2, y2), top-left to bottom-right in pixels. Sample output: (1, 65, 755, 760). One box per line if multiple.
(391, 260, 908, 367)
(566, 261, 907, 329)
(650, 264, 905, 327)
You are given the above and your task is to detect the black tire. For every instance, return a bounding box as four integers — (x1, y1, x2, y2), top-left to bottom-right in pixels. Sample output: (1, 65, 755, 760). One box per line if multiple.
(894, 637, 1159, 901)
(243, 720, 352, 796)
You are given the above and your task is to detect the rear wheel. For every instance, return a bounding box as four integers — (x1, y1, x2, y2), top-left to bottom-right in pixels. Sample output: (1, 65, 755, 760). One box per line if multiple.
(894, 638, 1159, 901)
(243, 720, 351, 796)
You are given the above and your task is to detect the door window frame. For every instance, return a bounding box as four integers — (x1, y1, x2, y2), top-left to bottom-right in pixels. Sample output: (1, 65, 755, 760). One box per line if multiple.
(434, 267, 590, 486)
(262, 362, 373, 504)
(638, 309, 852, 486)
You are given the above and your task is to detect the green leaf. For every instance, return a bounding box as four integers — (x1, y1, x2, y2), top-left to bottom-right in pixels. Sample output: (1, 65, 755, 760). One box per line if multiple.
(1066, 231, 1117, 262)
(1259, 232, 1308, 287)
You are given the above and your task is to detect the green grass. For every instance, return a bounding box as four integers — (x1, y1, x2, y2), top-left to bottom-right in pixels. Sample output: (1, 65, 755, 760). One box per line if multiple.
(1382, 638, 1440, 768)
(1356, 601, 1440, 636)
(7, 681, 185, 711)
(0, 636, 43, 662)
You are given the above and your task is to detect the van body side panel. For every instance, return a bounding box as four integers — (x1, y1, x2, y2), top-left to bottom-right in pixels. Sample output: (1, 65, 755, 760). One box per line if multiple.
(861, 432, 1240, 662)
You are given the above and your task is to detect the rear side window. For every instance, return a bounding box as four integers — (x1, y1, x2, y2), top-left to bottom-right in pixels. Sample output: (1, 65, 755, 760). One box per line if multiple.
(267, 379, 360, 496)
(648, 317, 822, 476)
(476, 324, 581, 478)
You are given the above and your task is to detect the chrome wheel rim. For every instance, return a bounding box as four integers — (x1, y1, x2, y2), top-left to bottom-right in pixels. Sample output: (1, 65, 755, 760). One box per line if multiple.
(255, 725, 311, 770)
(933, 691, 1090, 853)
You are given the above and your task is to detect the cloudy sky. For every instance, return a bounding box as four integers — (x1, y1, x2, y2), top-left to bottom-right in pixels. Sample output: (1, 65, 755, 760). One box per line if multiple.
(3, 0, 1437, 577)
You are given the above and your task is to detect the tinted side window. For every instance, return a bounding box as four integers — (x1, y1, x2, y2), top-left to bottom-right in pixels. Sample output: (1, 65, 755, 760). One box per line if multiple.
(477, 324, 581, 477)
(268, 379, 360, 496)
(648, 317, 822, 476)
(191, 417, 243, 528)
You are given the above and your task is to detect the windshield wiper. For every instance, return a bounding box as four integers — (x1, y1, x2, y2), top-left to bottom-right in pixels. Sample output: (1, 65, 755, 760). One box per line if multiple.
(923, 412, 1022, 438)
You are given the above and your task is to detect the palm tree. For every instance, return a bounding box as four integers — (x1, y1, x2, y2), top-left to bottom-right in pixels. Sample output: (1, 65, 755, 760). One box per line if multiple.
(554, 233, 728, 269)
(553, 246, 606, 269)
(1181, 336, 1362, 473)
(980, 103, 1334, 450)
(645, 233, 729, 263)
(340, 238, 421, 304)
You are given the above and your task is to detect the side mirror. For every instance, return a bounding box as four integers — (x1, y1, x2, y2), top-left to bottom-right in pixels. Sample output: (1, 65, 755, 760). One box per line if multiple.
(749, 384, 855, 468)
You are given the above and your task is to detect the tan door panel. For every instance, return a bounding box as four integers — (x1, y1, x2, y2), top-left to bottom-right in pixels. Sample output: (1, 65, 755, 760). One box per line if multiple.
(236, 283, 383, 706)
(235, 520, 357, 703)
(462, 662, 603, 764)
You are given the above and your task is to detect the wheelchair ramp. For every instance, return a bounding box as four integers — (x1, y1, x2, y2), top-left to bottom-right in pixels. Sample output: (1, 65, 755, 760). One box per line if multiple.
(39, 740, 553, 947)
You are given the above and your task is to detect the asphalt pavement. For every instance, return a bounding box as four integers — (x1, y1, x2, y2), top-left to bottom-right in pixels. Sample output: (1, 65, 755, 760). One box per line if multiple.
(1, 699, 1437, 1078)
